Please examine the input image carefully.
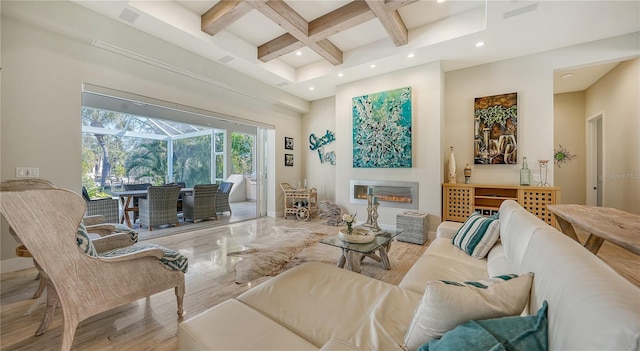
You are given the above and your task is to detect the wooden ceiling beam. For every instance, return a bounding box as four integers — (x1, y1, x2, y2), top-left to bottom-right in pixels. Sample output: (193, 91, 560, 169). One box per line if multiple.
(201, 0, 253, 36)
(308, 1, 376, 40)
(202, 0, 418, 64)
(385, 0, 420, 12)
(249, 0, 343, 65)
(365, 0, 409, 46)
(258, 33, 305, 62)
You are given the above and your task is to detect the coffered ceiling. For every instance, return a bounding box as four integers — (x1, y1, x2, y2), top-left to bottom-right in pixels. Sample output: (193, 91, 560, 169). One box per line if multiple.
(63, 1, 640, 101)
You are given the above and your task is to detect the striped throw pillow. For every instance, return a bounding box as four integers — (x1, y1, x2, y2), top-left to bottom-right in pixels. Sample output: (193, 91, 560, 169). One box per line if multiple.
(76, 222, 98, 257)
(452, 214, 500, 258)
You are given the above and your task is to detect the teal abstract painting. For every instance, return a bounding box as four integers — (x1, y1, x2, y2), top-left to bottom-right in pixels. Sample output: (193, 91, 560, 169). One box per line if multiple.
(352, 87, 412, 168)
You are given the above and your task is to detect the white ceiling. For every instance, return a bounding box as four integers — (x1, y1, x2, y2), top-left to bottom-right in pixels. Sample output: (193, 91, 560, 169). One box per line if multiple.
(61, 1, 640, 101)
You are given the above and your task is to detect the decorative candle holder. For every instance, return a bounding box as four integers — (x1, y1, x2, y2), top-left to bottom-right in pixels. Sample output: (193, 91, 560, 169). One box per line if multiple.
(364, 194, 374, 227)
(371, 202, 381, 233)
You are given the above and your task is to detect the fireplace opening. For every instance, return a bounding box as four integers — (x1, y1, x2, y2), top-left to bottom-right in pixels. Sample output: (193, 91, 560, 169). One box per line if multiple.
(350, 180, 418, 209)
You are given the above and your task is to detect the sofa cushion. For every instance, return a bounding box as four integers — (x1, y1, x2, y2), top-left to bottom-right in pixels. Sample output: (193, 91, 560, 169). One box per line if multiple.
(403, 273, 533, 351)
(178, 299, 318, 351)
(486, 243, 512, 278)
(417, 300, 548, 351)
(520, 228, 640, 351)
(452, 214, 500, 258)
(399, 238, 488, 294)
(238, 262, 419, 350)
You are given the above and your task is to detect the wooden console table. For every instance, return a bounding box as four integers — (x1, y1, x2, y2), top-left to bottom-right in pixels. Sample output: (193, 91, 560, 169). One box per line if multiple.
(443, 183, 560, 225)
(547, 204, 640, 256)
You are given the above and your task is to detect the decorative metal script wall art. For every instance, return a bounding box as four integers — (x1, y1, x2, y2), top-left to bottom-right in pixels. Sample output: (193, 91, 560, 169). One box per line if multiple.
(309, 130, 336, 165)
(474, 92, 518, 165)
(352, 87, 412, 168)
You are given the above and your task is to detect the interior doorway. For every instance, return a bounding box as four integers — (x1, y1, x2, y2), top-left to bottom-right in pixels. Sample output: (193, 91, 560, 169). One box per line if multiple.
(586, 114, 604, 206)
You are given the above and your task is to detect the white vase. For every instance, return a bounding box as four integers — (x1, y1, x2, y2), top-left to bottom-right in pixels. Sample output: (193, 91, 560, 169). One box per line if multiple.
(448, 146, 457, 183)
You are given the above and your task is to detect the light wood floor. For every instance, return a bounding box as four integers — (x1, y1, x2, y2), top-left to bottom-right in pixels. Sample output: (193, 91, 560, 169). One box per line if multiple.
(1, 216, 638, 350)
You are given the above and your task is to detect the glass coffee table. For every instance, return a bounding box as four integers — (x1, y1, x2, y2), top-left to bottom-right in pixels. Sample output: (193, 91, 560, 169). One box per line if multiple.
(319, 226, 403, 273)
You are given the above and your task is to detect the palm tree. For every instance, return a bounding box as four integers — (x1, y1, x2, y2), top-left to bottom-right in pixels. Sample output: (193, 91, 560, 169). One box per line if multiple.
(124, 140, 168, 185)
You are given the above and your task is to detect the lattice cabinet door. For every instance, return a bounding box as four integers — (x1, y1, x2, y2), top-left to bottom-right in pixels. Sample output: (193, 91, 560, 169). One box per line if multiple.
(443, 185, 473, 222)
(519, 188, 560, 226)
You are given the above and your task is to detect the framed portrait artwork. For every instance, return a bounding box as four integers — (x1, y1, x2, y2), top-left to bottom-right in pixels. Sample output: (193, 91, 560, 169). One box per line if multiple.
(285, 137, 294, 150)
(284, 153, 294, 166)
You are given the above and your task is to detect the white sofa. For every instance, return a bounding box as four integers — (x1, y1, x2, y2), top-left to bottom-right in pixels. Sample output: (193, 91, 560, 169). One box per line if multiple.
(178, 200, 640, 350)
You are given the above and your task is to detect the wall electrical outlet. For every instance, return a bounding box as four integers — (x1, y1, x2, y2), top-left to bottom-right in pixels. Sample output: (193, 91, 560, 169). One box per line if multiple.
(16, 167, 40, 178)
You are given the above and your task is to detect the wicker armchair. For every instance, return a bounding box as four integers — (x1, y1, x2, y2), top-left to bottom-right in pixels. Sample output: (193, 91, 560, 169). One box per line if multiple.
(138, 185, 182, 231)
(183, 184, 219, 223)
(123, 183, 151, 222)
(215, 181, 234, 215)
(0, 181, 186, 351)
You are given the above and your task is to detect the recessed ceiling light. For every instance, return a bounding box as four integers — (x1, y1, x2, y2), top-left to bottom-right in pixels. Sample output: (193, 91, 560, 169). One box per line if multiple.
(407, 53, 415, 58)
(475, 41, 485, 47)
(370, 64, 376, 68)
(296, 51, 302, 56)
(560, 73, 575, 79)
(309, 86, 314, 90)
(338, 73, 344, 77)
(437, 0, 446, 3)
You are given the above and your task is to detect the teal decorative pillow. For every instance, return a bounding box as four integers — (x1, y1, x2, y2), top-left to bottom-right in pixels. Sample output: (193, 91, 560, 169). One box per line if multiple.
(403, 273, 533, 351)
(417, 301, 548, 351)
(452, 213, 500, 258)
(76, 222, 98, 257)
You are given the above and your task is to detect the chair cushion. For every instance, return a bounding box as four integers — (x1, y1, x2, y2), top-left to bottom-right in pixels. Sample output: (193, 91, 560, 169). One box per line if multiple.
(76, 222, 98, 257)
(403, 273, 533, 350)
(99, 243, 189, 273)
(417, 301, 548, 351)
(452, 214, 500, 258)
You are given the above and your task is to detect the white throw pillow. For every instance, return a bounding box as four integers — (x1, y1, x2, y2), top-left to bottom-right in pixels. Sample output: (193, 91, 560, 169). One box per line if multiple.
(452, 213, 500, 258)
(403, 273, 533, 351)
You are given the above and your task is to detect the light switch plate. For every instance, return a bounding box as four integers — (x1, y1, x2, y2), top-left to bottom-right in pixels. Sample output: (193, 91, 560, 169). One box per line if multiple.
(16, 167, 40, 178)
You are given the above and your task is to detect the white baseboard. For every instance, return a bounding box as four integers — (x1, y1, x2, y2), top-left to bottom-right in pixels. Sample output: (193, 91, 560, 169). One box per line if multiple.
(1, 257, 35, 274)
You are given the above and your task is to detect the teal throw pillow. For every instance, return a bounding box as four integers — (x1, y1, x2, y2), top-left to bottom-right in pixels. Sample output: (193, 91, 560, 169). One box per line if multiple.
(417, 300, 548, 351)
(452, 213, 500, 258)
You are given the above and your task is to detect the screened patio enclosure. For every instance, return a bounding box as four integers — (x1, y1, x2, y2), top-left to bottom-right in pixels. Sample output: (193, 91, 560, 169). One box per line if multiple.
(81, 90, 258, 194)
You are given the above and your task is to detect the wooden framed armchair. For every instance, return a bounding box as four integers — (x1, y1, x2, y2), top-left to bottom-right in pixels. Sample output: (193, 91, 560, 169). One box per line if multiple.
(0, 183, 186, 351)
(183, 183, 219, 223)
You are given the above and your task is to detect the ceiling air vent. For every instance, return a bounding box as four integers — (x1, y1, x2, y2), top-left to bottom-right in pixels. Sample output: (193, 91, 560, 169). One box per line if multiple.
(503, 3, 539, 20)
(119, 8, 140, 23)
(219, 55, 235, 64)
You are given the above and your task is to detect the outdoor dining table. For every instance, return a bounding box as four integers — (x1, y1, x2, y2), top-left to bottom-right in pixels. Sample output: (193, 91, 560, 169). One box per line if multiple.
(112, 188, 193, 228)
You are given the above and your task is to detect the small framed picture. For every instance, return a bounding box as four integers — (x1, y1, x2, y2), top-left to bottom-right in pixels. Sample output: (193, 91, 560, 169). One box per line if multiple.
(285, 154, 294, 166)
(284, 137, 294, 150)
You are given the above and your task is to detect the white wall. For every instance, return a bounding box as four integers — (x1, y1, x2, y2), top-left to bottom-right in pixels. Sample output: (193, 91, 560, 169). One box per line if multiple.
(585, 59, 640, 214)
(445, 55, 555, 185)
(334, 62, 445, 235)
(554, 92, 587, 205)
(0, 2, 306, 267)
(302, 97, 337, 202)
(445, 33, 640, 187)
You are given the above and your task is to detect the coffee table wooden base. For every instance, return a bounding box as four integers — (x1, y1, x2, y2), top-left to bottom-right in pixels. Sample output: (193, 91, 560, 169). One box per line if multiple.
(336, 242, 392, 273)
